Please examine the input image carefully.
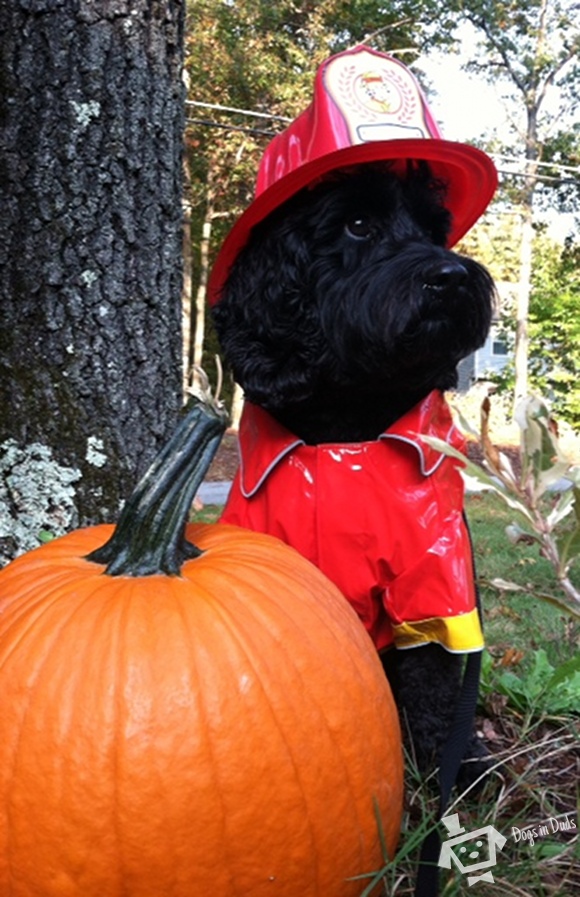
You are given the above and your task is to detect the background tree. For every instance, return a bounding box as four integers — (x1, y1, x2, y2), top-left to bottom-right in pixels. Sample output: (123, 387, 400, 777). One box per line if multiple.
(527, 236, 580, 426)
(0, 0, 186, 564)
(462, 220, 580, 429)
(449, 0, 580, 404)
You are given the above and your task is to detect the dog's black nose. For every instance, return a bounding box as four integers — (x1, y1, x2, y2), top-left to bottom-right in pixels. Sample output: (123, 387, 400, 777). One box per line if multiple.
(423, 260, 468, 293)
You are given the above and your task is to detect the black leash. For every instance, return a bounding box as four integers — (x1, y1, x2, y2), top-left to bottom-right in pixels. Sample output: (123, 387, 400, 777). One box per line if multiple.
(413, 516, 484, 897)
(413, 648, 483, 896)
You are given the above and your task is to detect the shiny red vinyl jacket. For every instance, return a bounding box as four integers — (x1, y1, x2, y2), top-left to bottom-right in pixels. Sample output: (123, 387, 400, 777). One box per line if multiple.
(220, 390, 483, 654)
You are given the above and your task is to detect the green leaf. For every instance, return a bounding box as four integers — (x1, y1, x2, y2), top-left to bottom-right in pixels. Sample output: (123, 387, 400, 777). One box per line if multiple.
(523, 590, 580, 621)
(453, 407, 480, 440)
(527, 649, 554, 693)
(485, 577, 580, 621)
(547, 654, 580, 690)
(547, 489, 575, 529)
(505, 523, 540, 545)
(516, 397, 572, 500)
(489, 577, 528, 593)
(532, 841, 571, 860)
(556, 487, 580, 571)
(422, 436, 535, 524)
(38, 530, 55, 543)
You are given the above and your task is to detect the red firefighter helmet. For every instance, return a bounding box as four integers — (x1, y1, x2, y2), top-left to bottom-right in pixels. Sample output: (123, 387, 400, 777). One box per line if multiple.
(208, 45, 498, 305)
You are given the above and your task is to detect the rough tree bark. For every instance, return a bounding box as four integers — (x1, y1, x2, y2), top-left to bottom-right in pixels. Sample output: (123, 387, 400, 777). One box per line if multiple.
(0, 0, 185, 563)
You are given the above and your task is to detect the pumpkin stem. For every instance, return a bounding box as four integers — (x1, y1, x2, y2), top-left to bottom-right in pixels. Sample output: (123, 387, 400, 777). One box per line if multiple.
(87, 372, 229, 576)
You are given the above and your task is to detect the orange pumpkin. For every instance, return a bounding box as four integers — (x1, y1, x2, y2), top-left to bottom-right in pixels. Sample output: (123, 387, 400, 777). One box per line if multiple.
(0, 391, 402, 897)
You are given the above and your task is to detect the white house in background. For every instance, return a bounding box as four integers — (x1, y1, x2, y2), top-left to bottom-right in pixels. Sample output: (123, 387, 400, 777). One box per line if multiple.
(456, 282, 514, 392)
(457, 324, 509, 390)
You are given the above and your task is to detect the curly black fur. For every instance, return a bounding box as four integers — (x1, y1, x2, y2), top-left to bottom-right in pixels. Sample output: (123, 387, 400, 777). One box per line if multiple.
(214, 163, 495, 442)
(213, 163, 496, 782)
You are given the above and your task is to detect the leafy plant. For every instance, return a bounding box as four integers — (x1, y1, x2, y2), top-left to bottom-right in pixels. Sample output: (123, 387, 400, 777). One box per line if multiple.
(481, 649, 580, 716)
(426, 394, 580, 618)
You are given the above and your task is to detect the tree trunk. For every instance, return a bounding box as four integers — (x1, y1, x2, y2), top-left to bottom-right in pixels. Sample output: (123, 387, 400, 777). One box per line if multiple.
(514, 204, 534, 406)
(193, 217, 213, 374)
(513, 100, 540, 410)
(0, 0, 185, 564)
(230, 383, 245, 431)
(182, 161, 194, 395)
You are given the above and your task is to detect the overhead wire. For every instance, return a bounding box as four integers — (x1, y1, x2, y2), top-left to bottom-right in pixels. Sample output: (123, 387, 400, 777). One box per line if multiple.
(184, 101, 580, 187)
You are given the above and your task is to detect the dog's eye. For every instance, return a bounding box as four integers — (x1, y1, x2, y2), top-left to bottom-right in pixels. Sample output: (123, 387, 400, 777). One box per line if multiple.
(345, 216, 373, 240)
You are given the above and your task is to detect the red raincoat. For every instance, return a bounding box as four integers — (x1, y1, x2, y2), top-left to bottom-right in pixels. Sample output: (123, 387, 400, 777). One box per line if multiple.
(220, 390, 483, 654)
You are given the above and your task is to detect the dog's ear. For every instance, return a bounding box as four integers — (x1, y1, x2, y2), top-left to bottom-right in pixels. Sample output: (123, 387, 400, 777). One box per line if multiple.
(212, 221, 324, 409)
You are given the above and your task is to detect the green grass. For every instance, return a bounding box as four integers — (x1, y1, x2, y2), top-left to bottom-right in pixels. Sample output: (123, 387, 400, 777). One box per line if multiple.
(466, 491, 579, 668)
(191, 504, 222, 525)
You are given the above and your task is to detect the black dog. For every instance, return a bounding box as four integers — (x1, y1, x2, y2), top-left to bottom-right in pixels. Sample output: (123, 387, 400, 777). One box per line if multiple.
(213, 161, 495, 781)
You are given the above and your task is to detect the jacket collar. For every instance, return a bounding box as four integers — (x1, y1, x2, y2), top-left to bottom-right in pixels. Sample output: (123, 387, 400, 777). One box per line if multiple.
(237, 390, 463, 497)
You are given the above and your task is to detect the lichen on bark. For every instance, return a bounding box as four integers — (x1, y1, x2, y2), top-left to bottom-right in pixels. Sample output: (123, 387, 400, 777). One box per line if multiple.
(0, 441, 82, 566)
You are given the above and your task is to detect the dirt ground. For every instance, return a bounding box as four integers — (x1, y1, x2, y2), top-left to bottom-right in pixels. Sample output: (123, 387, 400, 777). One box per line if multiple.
(205, 430, 240, 481)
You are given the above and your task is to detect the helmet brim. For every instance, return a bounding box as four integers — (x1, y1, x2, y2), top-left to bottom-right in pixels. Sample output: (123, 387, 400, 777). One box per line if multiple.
(208, 138, 497, 306)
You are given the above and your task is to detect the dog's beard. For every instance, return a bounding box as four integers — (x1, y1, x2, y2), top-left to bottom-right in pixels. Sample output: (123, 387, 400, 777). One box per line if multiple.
(315, 243, 494, 388)
(213, 165, 496, 439)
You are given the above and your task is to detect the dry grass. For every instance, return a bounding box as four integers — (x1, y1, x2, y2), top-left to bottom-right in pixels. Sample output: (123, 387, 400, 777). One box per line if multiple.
(376, 712, 579, 896)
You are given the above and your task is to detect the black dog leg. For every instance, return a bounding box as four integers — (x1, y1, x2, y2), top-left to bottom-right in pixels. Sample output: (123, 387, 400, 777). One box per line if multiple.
(381, 645, 489, 789)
